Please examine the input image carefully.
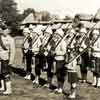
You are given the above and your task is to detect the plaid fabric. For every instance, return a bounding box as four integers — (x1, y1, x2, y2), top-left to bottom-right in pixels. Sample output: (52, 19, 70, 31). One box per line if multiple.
(68, 72, 78, 83)
(80, 52, 89, 73)
(0, 60, 10, 75)
(91, 57, 100, 75)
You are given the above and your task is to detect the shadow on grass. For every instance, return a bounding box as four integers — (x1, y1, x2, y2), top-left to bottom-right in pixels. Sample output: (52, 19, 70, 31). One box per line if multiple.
(10, 66, 54, 86)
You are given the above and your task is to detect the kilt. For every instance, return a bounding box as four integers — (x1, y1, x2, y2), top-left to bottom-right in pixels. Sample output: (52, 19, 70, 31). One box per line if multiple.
(47, 55, 54, 78)
(91, 57, 100, 75)
(39, 54, 46, 70)
(68, 71, 78, 83)
(55, 60, 67, 83)
(0, 60, 10, 75)
(25, 50, 33, 73)
(80, 52, 89, 73)
(34, 54, 40, 75)
(35, 54, 46, 76)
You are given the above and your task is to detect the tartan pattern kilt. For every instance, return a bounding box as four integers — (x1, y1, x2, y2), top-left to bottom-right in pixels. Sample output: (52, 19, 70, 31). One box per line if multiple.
(0, 60, 10, 75)
(91, 56, 100, 74)
(68, 71, 78, 83)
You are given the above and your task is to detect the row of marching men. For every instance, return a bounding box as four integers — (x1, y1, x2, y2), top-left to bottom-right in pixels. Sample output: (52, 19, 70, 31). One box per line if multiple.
(22, 15, 100, 99)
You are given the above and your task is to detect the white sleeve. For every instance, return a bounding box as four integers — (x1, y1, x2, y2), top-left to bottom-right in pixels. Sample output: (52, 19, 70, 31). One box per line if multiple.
(92, 39, 100, 52)
(9, 38, 15, 65)
(97, 39, 100, 51)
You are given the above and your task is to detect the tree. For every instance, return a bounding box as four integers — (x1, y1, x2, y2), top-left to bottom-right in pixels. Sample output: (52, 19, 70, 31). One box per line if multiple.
(40, 11, 51, 21)
(22, 8, 35, 20)
(0, 0, 19, 29)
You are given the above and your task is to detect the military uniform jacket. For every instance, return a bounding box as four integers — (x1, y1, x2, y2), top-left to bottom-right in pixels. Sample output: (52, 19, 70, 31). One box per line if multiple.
(92, 38, 100, 58)
(55, 40, 66, 61)
(0, 35, 15, 64)
(32, 38, 41, 55)
(23, 35, 33, 53)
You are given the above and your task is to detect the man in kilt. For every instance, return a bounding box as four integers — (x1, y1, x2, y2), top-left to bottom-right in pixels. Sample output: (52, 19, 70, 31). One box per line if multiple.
(54, 28, 67, 93)
(74, 27, 89, 83)
(66, 29, 79, 99)
(66, 15, 82, 98)
(22, 27, 33, 80)
(42, 25, 54, 88)
(90, 29, 100, 87)
(0, 26, 15, 95)
(32, 24, 43, 85)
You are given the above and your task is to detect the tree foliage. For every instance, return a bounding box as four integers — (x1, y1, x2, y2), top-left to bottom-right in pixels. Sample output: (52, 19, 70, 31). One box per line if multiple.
(22, 8, 35, 20)
(40, 11, 51, 21)
(0, 0, 19, 29)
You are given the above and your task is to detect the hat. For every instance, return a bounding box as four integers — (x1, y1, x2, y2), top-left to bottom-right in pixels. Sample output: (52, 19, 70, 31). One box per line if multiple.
(82, 21, 95, 29)
(41, 25, 48, 32)
(92, 29, 99, 35)
(52, 23, 62, 30)
(29, 24, 36, 30)
(23, 28, 30, 33)
(74, 14, 80, 20)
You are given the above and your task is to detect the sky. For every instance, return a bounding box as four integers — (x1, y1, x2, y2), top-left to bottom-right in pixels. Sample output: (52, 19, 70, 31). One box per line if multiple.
(15, 0, 100, 18)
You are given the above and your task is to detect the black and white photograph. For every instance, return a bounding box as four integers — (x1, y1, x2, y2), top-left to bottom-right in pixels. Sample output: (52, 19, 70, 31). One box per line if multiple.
(0, 0, 100, 100)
